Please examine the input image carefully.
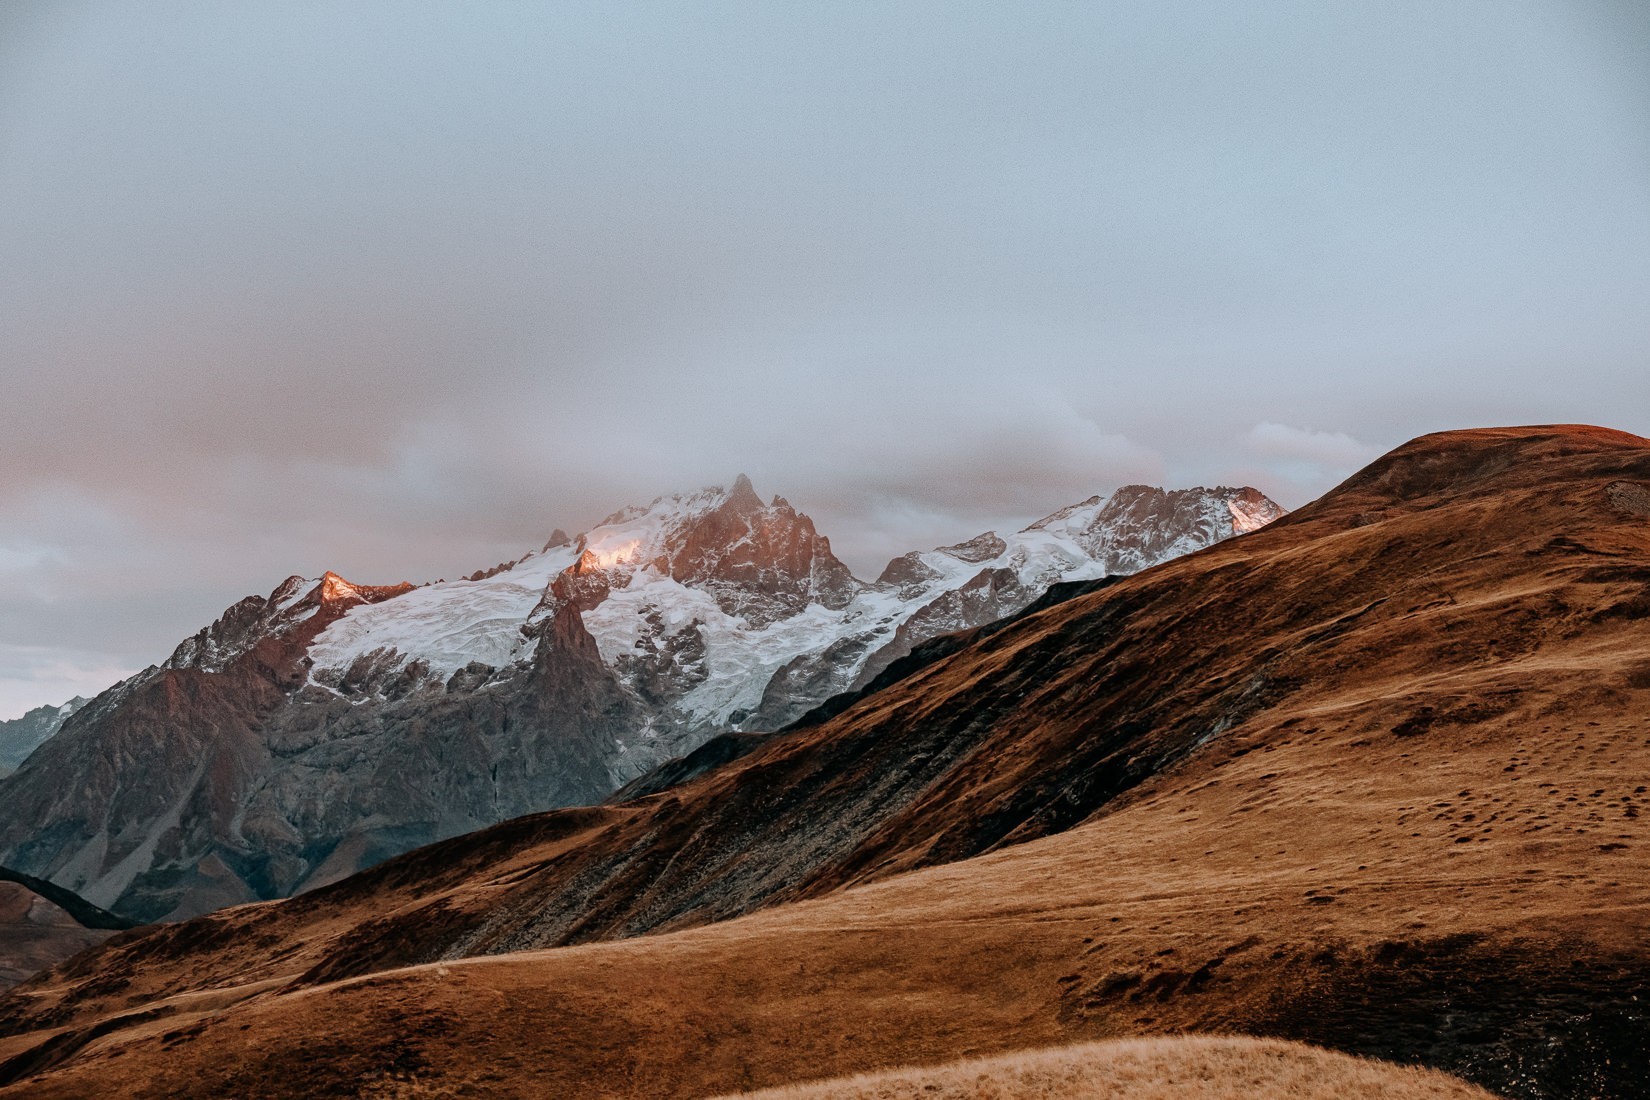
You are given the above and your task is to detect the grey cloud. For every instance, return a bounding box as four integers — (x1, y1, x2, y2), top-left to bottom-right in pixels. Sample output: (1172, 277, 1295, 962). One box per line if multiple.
(2, 1, 1648, 716)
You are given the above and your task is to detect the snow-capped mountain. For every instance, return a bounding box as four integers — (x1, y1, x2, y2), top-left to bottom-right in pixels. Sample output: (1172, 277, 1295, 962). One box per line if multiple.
(0, 697, 88, 776)
(300, 479, 1282, 739)
(0, 476, 1282, 921)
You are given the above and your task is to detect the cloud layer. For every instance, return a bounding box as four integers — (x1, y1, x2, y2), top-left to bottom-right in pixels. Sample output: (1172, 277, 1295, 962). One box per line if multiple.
(2, 2, 1648, 716)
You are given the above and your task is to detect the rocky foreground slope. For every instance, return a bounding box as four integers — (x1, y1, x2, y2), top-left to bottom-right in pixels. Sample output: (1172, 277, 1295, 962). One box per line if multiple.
(0, 425, 1644, 1099)
(0, 478, 1277, 922)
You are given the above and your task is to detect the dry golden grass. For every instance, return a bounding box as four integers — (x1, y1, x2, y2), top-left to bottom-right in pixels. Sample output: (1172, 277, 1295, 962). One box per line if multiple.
(716, 1035, 1500, 1100)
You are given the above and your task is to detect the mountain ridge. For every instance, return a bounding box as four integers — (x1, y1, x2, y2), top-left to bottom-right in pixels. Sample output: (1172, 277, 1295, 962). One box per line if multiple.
(0, 867, 128, 991)
(0, 700, 86, 777)
(0, 478, 1280, 921)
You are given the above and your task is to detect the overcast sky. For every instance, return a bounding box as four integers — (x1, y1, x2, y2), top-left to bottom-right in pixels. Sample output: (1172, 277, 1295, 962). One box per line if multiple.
(2, 1, 1648, 717)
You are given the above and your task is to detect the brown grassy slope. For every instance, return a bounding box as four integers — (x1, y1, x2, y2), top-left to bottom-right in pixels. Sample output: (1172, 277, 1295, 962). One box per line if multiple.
(0, 424, 1647, 1097)
(715, 1035, 1500, 1100)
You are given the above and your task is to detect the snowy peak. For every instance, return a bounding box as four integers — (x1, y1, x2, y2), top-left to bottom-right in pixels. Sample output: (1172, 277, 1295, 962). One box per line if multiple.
(1073, 485, 1287, 572)
(844, 483, 1285, 700)
(876, 530, 1009, 598)
(936, 531, 1010, 564)
(1225, 487, 1287, 533)
(0, 697, 90, 773)
(269, 575, 313, 608)
(308, 543, 581, 691)
(725, 472, 763, 514)
(661, 477, 858, 623)
(319, 571, 359, 604)
(163, 590, 295, 673)
(314, 571, 414, 609)
(544, 476, 858, 629)
(304, 475, 863, 703)
(879, 485, 1283, 604)
(297, 477, 1278, 741)
(164, 572, 414, 674)
(1023, 494, 1107, 536)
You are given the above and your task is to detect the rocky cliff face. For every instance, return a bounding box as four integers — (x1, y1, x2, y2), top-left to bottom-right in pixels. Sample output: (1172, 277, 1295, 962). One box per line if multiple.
(0, 477, 1281, 921)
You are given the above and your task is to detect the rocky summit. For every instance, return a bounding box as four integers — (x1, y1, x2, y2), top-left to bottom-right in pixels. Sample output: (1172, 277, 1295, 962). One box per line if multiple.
(0, 477, 1281, 922)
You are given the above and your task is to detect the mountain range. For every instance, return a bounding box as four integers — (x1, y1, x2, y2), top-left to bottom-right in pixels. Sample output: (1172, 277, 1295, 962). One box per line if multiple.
(0, 478, 1281, 922)
(0, 425, 1642, 1099)
(0, 700, 85, 778)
